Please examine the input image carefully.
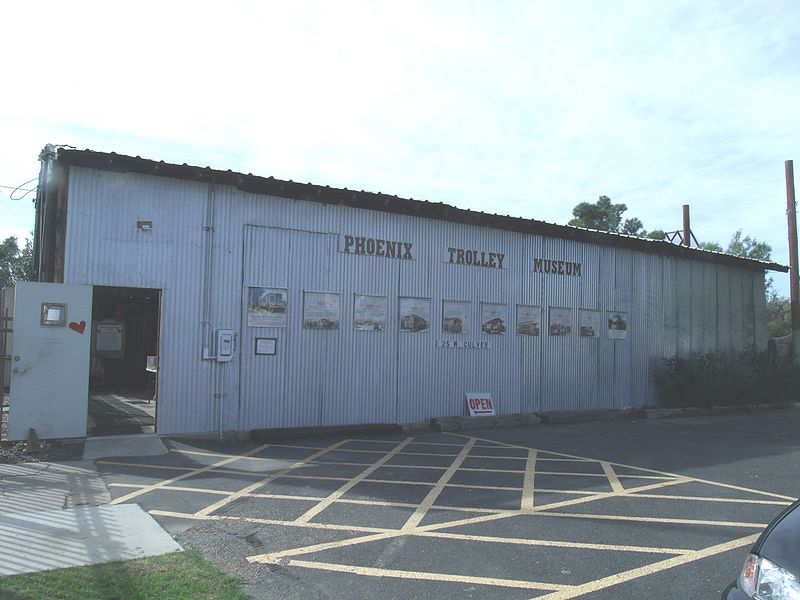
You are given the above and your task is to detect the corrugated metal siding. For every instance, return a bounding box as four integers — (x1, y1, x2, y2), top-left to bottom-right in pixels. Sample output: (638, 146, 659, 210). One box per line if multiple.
(62, 167, 773, 434)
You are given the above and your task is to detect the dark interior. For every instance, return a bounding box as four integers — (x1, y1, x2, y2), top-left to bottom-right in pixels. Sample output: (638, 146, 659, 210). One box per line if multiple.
(89, 286, 160, 435)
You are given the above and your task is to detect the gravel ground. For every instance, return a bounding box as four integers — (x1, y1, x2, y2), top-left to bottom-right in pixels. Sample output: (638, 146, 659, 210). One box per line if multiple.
(1, 394, 84, 464)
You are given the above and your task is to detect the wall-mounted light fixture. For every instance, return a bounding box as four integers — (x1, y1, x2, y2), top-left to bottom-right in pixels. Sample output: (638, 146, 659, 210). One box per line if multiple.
(137, 220, 153, 231)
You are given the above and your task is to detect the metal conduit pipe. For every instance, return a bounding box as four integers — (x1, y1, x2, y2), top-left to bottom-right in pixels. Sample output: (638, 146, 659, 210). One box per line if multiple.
(200, 183, 224, 437)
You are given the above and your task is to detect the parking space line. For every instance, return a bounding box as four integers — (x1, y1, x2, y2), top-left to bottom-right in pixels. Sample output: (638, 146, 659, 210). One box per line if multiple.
(626, 493, 792, 506)
(194, 440, 350, 517)
(533, 532, 761, 600)
(414, 530, 693, 555)
(521, 449, 537, 509)
(172, 446, 328, 461)
(402, 438, 476, 530)
(108, 442, 272, 505)
(294, 438, 415, 524)
(109, 482, 232, 496)
(536, 511, 769, 529)
(254, 558, 572, 592)
(600, 462, 624, 493)
(148, 510, 392, 534)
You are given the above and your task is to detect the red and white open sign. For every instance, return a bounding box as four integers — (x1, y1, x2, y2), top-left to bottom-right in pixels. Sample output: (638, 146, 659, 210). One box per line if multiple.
(465, 393, 495, 417)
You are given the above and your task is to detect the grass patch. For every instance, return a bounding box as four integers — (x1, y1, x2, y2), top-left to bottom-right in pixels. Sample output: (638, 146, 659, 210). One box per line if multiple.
(0, 550, 248, 600)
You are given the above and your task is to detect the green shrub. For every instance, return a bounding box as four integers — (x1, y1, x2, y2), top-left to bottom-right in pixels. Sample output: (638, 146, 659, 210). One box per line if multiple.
(655, 347, 800, 408)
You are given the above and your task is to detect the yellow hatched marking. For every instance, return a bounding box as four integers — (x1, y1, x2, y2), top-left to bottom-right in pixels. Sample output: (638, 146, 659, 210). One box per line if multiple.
(535, 511, 768, 529)
(521, 449, 537, 510)
(194, 440, 349, 517)
(402, 438, 476, 531)
(257, 558, 571, 592)
(108, 443, 271, 505)
(534, 533, 760, 600)
(247, 448, 691, 565)
(447, 432, 796, 500)
(295, 438, 414, 524)
(600, 461, 624, 493)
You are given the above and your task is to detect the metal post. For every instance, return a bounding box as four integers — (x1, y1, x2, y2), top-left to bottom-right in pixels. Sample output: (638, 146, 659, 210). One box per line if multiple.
(682, 205, 691, 247)
(786, 161, 800, 355)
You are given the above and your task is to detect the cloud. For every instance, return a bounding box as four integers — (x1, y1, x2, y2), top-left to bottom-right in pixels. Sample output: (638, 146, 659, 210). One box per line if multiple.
(1, 0, 798, 291)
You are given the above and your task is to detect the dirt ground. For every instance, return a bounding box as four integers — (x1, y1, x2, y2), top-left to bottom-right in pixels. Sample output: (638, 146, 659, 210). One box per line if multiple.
(1, 394, 84, 464)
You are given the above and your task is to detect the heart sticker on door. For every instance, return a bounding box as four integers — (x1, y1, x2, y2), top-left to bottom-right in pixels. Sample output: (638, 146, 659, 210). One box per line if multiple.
(69, 321, 86, 334)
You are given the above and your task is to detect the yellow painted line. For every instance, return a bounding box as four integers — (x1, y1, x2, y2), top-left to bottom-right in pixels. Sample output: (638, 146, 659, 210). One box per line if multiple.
(249, 531, 396, 562)
(447, 432, 796, 501)
(601, 461, 624, 493)
(521, 449, 537, 510)
(680, 478, 797, 502)
(109, 482, 232, 496)
(370, 463, 448, 471)
(535, 511, 769, 529)
(248, 456, 689, 565)
(99, 460, 201, 472)
(295, 438, 414, 524)
(402, 438, 476, 531)
(459, 467, 525, 474)
(100, 460, 304, 477)
(172, 447, 327, 461)
(532, 489, 599, 496)
(534, 533, 761, 600)
(148, 510, 391, 534)
(624, 493, 792, 506)
(468, 454, 526, 460)
(446, 483, 522, 492)
(254, 558, 571, 592)
(194, 439, 350, 517)
(108, 443, 272, 505)
(248, 509, 527, 563)
(535, 471, 674, 480)
(414, 530, 693, 555)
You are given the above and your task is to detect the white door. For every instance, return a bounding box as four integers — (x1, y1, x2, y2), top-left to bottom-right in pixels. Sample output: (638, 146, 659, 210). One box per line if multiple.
(7, 282, 92, 440)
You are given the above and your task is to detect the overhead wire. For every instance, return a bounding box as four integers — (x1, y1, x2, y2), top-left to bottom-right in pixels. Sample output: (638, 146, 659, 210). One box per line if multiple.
(1, 178, 38, 200)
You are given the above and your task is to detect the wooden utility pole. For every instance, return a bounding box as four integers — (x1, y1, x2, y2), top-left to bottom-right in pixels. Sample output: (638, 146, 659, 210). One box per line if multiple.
(682, 205, 691, 247)
(786, 161, 800, 350)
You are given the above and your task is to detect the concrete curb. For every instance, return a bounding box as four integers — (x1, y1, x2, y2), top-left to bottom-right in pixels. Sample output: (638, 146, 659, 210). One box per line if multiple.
(252, 423, 404, 442)
(431, 413, 542, 432)
(537, 409, 645, 425)
(644, 402, 800, 420)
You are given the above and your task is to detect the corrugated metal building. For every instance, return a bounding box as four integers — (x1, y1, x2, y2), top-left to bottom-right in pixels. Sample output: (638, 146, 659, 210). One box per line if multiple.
(30, 145, 788, 436)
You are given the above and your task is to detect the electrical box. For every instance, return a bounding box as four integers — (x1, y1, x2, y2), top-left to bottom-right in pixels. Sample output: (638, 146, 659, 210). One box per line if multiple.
(215, 329, 235, 362)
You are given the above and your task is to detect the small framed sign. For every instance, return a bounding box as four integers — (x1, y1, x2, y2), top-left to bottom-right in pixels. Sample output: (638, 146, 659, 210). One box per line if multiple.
(40, 303, 67, 327)
(465, 392, 495, 416)
(255, 337, 277, 355)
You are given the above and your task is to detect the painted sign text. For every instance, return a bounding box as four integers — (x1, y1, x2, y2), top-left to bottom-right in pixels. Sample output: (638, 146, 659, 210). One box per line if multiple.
(447, 247, 505, 269)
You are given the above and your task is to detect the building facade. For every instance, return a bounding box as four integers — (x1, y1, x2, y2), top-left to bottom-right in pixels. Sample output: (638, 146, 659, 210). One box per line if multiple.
(31, 147, 786, 436)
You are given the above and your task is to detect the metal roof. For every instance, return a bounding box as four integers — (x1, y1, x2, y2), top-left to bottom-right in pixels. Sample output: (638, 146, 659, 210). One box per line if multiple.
(52, 147, 788, 273)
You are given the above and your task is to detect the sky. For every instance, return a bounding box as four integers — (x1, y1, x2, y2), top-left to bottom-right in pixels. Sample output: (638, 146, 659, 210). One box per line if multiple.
(2, 1, 798, 295)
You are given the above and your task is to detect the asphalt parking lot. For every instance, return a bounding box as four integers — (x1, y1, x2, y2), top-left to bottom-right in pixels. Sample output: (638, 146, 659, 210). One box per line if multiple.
(96, 409, 800, 599)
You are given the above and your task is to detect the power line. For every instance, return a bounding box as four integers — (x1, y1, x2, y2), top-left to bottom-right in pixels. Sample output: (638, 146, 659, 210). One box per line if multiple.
(0, 178, 38, 201)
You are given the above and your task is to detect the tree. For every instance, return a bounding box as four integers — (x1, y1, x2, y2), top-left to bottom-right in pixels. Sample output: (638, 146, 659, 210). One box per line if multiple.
(698, 241, 723, 252)
(568, 196, 627, 232)
(0, 235, 34, 288)
(726, 230, 772, 262)
(568, 195, 661, 239)
(767, 292, 791, 338)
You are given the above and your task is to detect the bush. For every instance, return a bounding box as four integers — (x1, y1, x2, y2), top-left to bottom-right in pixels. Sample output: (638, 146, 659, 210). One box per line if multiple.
(655, 347, 800, 408)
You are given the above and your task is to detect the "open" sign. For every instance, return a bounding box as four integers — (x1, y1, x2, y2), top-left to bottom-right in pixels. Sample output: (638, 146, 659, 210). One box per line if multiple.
(465, 393, 495, 417)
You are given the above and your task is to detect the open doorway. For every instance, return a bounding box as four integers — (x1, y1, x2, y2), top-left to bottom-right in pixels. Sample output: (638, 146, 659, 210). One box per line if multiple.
(89, 286, 160, 436)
